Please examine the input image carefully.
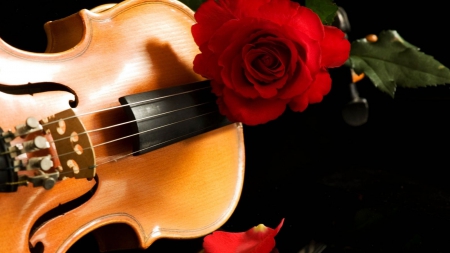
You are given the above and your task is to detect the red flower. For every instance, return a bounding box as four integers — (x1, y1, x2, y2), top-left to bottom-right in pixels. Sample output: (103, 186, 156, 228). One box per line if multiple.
(203, 219, 284, 253)
(192, 0, 350, 125)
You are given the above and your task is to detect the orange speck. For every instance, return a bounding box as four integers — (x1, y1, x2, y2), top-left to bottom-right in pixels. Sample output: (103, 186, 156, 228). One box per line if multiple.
(351, 69, 365, 83)
(366, 34, 378, 43)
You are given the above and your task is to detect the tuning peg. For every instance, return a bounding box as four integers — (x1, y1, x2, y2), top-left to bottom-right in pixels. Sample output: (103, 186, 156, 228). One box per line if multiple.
(8, 135, 50, 158)
(14, 116, 42, 136)
(27, 155, 54, 171)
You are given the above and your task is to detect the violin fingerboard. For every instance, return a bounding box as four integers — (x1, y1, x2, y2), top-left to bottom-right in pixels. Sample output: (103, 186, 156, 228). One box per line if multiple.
(119, 80, 231, 156)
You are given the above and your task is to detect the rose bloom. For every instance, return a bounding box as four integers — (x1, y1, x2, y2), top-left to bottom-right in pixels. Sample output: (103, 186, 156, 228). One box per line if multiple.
(192, 0, 350, 125)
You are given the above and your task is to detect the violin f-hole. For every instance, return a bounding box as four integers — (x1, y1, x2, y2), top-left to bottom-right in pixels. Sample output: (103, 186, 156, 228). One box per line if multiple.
(0, 82, 79, 108)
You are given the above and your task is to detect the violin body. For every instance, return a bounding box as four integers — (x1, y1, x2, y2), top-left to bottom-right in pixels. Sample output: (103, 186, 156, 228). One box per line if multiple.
(0, 1, 244, 252)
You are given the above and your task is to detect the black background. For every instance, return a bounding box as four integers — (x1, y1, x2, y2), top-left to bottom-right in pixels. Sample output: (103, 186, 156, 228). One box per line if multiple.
(1, 1, 449, 252)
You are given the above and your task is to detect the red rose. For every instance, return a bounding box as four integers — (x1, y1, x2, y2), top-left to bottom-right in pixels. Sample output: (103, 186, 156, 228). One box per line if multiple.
(192, 0, 350, 125)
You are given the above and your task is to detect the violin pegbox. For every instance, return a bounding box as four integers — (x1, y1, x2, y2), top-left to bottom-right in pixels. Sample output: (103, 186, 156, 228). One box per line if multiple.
(0, 109, 96, 192)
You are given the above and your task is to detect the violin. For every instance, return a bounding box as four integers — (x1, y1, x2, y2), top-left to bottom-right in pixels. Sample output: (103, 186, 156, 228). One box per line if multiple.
(0, 0, 245, 252)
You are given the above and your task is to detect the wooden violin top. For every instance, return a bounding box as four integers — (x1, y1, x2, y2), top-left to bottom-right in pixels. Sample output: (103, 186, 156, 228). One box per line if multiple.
(0, 0, 244, 252)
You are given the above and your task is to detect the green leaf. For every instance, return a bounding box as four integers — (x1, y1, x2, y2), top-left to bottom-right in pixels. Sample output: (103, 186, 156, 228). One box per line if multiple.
(177, 0, 206, 11)
(305, 0, 338, 25)
(346, 30, 450, 97)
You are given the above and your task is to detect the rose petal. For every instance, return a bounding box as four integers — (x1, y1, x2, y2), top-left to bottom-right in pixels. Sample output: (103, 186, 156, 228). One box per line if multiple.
(283, 25, 322, 77)
(251, 75, 289, 99)
(242, 36, 297, 79)
(214, 18, 286, 60)
(216, 19, 292, 98)
(230, 55, 260, 98)
(219, 88, 288, 125)
(277, 57, 313, 99)
(320, 26, 351, 68)
(210, 79, 225, 96)
(289, 69, 331, 112)
(242, 38, 293, 98)
(193, 44, 222, 81)
(221, 0, 263, 18)
(287, 6, 324, 41)
(243, 44, 286, 83)
(192, 0, 236, 47)
(209, 19, 246, 54)
(250, 0, 300, 25)
(203, 219, 285, 253)
(214, 19, 259, 93)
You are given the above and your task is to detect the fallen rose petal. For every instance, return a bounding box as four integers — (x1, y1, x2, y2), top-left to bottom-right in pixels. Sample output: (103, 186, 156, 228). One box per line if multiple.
(203, 219, 285, 253)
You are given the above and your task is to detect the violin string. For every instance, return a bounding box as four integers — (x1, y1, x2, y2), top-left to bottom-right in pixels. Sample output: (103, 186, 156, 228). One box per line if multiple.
(0, 98, 213, 157)
(40, 85, 210, 127)
(2, 120, 221, 187)
(50, 101, 212, 144)
(3, 111, 225, 188)
(0, 102, 202, 156)
(1, 84, 224, 187)
(0, 101, 212, 155)
(56, 110, 218, 159)
(72, 119, 220, 172)
(2, 101, 214, 158)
